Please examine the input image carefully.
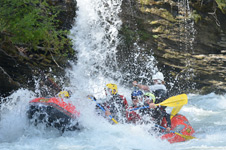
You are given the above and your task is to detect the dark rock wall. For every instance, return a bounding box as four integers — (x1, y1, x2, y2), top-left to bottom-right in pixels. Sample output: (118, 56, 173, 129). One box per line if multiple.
(1, 0, 225, 97)
(118, 0, 226, 95)
(0, 0, 77, 97)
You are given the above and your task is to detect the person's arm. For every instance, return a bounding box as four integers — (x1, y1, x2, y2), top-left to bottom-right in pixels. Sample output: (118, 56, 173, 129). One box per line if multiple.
(132, 81, 150, 91)
(163, 111, 171, 132)
(105, 110, 111, 116)
(149, 103, 156, 109)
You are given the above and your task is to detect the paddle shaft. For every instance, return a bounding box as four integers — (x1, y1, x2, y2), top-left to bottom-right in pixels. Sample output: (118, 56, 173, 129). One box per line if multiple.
(156, 125, 196, 140)
(129, 102, 168, 111)
(156, 124, 173, 132)
(89, 97, 118, 124)
(129, 106, 149, 111)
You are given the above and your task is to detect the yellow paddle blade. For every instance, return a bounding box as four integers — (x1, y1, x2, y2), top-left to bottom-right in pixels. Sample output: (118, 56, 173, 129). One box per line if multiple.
(170, 105, 184, 119)
(175, 132, 197, 140)
(156, 94, 188, 107)
(111, 118, 118, 124)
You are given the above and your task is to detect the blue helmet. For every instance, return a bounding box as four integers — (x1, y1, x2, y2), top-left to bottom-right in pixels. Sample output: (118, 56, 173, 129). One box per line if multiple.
(131, 90, 143, 97)
(131, 90, 143, 100)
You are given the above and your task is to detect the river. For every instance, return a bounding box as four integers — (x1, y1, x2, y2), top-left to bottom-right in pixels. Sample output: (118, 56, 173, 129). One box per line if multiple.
(1, 0, 226, 149)
(1, 90, 226, 150)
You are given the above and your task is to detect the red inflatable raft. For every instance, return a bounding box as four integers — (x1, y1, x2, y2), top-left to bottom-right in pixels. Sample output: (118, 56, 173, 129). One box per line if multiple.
(27, 97, 80, 131)
(160, 114, 195, 143)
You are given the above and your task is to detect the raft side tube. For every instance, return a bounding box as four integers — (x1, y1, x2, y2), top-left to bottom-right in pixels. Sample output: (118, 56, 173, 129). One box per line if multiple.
(160, 114, 195, 143)
(27, 97, 80, 131)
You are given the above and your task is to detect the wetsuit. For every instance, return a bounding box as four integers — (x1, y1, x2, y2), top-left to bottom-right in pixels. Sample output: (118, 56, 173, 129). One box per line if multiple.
(97, 94, 128, 124)
(141, 84, 171, 129)
(149, 84, 170, 121)
(126, 105, 141, 124)
(149, 84, 169, 105)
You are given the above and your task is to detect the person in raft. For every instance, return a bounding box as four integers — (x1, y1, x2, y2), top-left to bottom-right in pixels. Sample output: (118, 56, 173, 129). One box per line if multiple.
(142, 92, 171, 133)
(126, 90, 144, 124)
(126, 91, 171, 133)
(132, 72, 171, 132)
(90, 83, 128, 124)
(132, 71, 168, 106)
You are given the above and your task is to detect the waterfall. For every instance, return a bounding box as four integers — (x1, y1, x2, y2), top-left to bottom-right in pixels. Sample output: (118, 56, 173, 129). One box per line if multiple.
(176, 0, 196, 89)
(177, 0, 196, 53)
(68, 0, 158, 96)
(68, 0, 124, 96)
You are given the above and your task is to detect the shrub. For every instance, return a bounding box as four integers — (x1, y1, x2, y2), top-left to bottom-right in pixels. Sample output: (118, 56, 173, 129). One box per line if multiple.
(0, 0, 70, 54)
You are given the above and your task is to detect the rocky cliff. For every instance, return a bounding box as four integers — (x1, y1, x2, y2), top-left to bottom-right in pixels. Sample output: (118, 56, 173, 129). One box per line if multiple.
(0, 0, 77, 97)
(1, 0, 225, 98)
(118, 0, 226, 95)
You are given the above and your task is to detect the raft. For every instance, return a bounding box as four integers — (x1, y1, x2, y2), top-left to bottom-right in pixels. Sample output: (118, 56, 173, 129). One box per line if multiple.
(160, 114, 195, 143)
(27, 97, 80, 131)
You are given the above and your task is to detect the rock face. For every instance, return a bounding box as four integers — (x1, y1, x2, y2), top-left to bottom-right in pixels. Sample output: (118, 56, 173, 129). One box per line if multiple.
(0, 0, 77, 97)
(0, 48, 28, 95)
(48, 0, 77, 30)
(1, 0, 225, 97)
(118, 0, 226, 95)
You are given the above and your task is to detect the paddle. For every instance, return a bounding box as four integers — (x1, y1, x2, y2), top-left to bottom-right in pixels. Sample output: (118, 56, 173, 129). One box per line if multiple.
(129, 106, 149, 111)
(88, 96, 118, 124)
(170, 105, 183, 119)
(129, 94, 188, 111)
(157, 94, 188, 107)
(156, 124, 196, 140)
(169, 94, 187, 119)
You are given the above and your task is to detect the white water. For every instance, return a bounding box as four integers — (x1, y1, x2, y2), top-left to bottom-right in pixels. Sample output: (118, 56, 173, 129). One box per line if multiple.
(1, 0, 226, 150)
(1, 90, 226, 150)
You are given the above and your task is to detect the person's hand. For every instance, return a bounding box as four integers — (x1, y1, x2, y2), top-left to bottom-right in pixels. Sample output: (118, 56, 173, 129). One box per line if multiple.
(149, 103, 156, 109)
(105, 110, 111, 116)
(87, 95, 94, 98)
(165, 127, 171, 133)
(132, 81, 138, 86)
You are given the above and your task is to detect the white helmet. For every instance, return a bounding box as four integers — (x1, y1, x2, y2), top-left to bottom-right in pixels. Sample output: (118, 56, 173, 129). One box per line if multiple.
(152, 72, 164, 81)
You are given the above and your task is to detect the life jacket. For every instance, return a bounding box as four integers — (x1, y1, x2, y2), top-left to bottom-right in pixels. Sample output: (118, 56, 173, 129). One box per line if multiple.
(119, 95, 128, 109)
(126, 106, 142, 124)
(153, 89, 168, 103)
(104, 94, 128, 123)
(105, 94, 128, 110)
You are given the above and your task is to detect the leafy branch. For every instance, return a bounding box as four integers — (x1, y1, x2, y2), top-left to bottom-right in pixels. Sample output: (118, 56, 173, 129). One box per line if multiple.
(0, 0, 71, 55)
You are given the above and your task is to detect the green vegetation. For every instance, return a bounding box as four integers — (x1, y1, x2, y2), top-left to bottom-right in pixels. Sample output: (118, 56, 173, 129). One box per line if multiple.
(192, 10, 202, 23)
(137, 30, 151, 41)
(0, 0, 71, 55)
(152, 35, 159, 39)
(215, 0, 226, 14)
(139, 0, 150, 5)
(120, 25, 138, 45)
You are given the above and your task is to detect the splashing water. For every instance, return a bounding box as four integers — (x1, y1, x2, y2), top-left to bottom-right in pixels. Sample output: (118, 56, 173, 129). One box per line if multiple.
(176, 0, 196, 88)
(1, 89, 226, 149)
(68, 0, 123, 93)
(1, 0, 226, 149)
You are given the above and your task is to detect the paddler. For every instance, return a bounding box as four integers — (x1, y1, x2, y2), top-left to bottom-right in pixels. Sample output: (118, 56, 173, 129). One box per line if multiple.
(91, 83, 128, 124)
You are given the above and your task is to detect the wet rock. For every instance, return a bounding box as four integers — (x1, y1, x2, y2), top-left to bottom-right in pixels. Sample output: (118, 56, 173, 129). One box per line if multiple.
(48, 0, 77, 30)
(0, 0, 77, 97)
(119, 0, 226, 94)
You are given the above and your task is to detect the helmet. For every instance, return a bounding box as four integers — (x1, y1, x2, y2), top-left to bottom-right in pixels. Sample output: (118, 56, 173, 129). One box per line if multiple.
(144, 92, 156, 103)
(58, 91, 70, 98)
(131, 90, 143, 97)
(105, 83, 118, 95)
(131, 90, 143, 100)
(152, 72, 164, 81)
